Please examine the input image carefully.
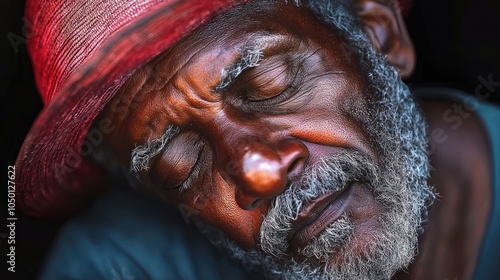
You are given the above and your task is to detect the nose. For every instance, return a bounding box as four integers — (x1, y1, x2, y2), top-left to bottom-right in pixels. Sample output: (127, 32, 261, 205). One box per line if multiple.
(231, 139, 309, 210)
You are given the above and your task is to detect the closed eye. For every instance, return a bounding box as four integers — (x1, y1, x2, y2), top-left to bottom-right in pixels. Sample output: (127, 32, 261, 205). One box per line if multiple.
(149, 131, 205, 191)
(244, 67, 301, 106)
(176, 146, 204, 192)
(235, 55, 304, 106)
(243, 60, 295, 102)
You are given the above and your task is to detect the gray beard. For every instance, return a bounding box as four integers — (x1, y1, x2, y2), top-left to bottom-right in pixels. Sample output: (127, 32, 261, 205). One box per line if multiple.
(197, 148, 429, 280)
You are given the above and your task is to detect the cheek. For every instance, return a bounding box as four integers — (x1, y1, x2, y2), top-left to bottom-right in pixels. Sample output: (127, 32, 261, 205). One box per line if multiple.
(169, 172, 267, 249)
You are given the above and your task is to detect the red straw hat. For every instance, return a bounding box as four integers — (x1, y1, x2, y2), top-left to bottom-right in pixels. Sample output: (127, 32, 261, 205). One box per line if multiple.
(16, 0, 249, 218)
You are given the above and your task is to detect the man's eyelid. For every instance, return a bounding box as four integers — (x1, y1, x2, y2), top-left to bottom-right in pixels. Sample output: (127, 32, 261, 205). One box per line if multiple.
(147, 133, 179, 176)
(146, 131, 202, 188)
(177, 147, 205, 192)
(242, 57, 304, 102)
(247, 58, 290, 81)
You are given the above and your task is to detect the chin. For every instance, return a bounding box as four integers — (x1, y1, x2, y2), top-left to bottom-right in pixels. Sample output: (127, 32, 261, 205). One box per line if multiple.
(288, 210, 417, 280)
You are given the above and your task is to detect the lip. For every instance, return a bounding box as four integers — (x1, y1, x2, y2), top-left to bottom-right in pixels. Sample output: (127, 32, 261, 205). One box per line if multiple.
(288, 183, 354, 252)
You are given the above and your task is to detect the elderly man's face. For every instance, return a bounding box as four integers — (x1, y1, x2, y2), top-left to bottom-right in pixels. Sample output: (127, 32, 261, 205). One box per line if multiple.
(98, 0, 432, 278)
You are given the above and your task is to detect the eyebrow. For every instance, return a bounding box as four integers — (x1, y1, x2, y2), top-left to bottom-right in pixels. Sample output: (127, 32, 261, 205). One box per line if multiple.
(130, 125, 180, 177)
(214, 44, 265, 91)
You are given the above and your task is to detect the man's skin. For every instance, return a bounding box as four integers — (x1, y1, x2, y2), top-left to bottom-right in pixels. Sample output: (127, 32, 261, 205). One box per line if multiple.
(93, 0, 492, 278)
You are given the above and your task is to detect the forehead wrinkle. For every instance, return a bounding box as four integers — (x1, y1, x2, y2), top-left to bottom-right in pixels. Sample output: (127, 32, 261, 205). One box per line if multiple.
(155, 36, 216, 83)
(148, 44, 226, 127)
(169, 72, 222, 123)
(138, 38, 219, 107)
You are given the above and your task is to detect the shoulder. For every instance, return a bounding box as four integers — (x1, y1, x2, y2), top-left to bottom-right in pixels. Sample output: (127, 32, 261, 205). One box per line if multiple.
(409, 98, 492, 279)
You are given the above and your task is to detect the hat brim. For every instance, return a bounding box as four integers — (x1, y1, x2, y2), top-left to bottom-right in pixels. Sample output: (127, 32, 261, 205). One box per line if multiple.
(16, 0, 248, 218)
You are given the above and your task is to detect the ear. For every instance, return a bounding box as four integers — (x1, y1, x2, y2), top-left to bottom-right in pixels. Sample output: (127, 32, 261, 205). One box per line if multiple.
(352, 0, 415, 79)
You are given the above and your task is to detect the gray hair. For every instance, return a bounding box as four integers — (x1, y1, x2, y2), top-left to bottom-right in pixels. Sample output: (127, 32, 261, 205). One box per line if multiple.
(129, 125, 179, 176)
(215, 44, 265, 91)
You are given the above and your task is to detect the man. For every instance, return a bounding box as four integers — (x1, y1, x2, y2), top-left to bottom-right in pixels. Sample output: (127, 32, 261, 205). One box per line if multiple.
(15, 0, 499, 279)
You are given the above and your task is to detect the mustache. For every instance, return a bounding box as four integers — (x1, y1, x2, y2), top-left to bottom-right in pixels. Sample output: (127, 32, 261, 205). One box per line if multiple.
(259, 150, 378, 255)
(271, 150, 377, 219)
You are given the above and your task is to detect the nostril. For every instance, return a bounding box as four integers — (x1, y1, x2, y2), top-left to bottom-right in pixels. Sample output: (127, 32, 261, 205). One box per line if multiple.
(279, 140, 309, 178)
(286, 159, 300, 174)
(249, 199, 263, 209)
(287, 157, 300, 174)
(286, 157, 306, 182)
(235, 190, 263, 210)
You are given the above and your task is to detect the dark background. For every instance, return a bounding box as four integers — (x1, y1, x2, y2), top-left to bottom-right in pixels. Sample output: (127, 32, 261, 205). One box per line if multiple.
(1, 0, 499, 279)
(1, 1, 55, 280)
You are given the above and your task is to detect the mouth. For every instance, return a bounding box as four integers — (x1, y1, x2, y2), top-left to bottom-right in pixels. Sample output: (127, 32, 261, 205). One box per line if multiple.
(288, 183, 355, 252)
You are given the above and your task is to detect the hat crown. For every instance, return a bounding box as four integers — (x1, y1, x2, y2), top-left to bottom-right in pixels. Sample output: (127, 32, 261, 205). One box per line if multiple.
(26, 0, 166, 104)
